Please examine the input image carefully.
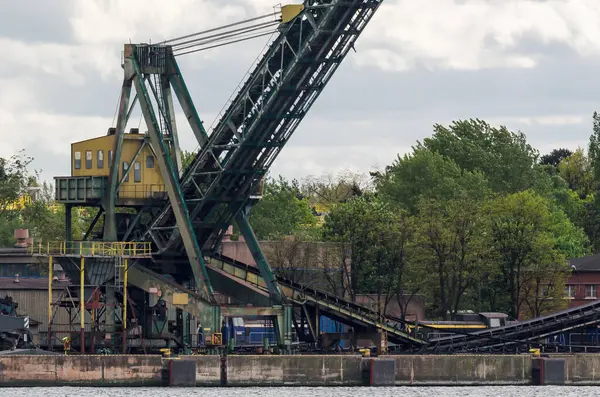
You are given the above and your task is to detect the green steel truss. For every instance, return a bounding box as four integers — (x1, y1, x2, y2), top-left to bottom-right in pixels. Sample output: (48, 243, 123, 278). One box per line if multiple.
(114, 44, 215, 300)
(133, 0, 384, 300)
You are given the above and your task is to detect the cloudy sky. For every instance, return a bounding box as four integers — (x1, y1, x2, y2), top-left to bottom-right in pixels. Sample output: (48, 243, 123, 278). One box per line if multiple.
(1, 0, 600, 184)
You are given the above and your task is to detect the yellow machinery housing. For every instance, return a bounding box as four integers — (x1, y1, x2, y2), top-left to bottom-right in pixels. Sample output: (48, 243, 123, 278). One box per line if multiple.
(55, 128, 166, 206)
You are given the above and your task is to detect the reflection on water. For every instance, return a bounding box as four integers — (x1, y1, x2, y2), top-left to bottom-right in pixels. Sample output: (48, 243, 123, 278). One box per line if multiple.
(0, 386, 599, 397)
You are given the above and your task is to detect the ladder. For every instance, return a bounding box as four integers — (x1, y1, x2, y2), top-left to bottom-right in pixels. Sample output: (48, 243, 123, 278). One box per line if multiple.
(114, 256, 125, 289)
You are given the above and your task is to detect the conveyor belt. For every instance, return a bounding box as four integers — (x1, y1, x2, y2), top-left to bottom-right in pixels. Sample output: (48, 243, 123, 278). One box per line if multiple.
(208, 253, 426, 346)
(428, 299, 600, 352)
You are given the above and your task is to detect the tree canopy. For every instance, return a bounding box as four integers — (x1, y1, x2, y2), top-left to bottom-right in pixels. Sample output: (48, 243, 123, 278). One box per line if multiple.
(3, 115, 600, 321)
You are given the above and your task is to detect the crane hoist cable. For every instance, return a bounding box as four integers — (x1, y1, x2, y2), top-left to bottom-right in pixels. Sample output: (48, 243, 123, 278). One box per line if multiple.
(174, 30, 277, 57)
(164, 12, 280, 45)
(171, 20, 278, 50)
(171, 20, 279, 54)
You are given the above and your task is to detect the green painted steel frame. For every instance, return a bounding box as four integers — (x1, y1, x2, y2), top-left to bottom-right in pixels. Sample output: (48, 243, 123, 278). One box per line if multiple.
(235, 209, 284, 303)
(128, 45, 214, 300)
(140, 0, 385, 263)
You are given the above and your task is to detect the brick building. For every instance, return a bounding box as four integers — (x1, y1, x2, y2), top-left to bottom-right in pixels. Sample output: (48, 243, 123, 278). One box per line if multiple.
(566, 254, 600, 308)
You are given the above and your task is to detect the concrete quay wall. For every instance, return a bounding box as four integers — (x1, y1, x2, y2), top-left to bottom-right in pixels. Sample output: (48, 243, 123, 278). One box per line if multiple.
(555, 354, 600, 385)
(0, 355, 165, 386)
(2, 353, 600, 386)
(226, 355, 363, 386)
(394, 355, 532, 385)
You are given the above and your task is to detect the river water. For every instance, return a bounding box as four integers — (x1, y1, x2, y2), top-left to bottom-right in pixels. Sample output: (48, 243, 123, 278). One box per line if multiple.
(0, 387, 598, 397)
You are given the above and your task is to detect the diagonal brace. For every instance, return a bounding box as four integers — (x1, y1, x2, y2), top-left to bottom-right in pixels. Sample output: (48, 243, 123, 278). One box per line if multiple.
(129, 46, 214, 300)
(235, 208, 285, 304)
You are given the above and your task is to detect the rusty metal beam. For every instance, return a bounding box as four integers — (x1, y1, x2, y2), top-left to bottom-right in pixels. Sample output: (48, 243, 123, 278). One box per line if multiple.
(220, 306, 283, 317)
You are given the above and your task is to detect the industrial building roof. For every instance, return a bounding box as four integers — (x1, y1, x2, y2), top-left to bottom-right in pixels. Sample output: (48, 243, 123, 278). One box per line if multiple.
(569, 254, 600, 272)
(0, 278, 71, 290)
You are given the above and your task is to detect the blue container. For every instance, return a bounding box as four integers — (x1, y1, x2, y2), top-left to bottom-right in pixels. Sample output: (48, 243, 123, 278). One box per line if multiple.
(319, 316, 344, 347)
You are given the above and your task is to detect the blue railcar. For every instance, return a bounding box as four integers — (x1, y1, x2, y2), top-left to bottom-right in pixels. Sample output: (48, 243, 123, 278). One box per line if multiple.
(226, 315, 344, 347)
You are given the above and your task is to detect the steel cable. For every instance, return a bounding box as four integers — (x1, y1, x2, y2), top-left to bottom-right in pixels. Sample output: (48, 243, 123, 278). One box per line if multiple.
(174, 31, 277, 57)
(172, 22, 278, 55)
(164, 12, 280, 45)
(171, 20, 278, 50)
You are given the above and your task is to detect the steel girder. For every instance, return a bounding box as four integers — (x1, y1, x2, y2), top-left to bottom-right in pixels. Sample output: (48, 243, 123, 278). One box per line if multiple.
(119, 44, 215, 300)
(136, 0, 383, 292)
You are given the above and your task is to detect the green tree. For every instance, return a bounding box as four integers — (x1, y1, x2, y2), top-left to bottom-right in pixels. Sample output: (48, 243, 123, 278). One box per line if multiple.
(247, 176, 317, 240)
(0, 152, 35, 247)
(589, 111, 600, 185)
(540, 148, 573, 167)
(419, 119, 539, 193)
(413, 197, 493, 319)
(375, 148, 490, 213)
(301, 170, 372, 206)
(181, 150, 195, 170)
(486, 190, 579, 319)
(557, 148, 593, 198)
(323, 196, 391, 301)
(387, 212, 427, 321)
(323, 196, 428, 314)
(0, 151, 34, 217)
(20, 201, 87, 242)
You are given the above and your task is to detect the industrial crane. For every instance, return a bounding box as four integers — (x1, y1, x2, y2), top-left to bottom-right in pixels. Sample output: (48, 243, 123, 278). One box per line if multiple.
(52, 0, 422, 353)
(42, 0, 600, 355)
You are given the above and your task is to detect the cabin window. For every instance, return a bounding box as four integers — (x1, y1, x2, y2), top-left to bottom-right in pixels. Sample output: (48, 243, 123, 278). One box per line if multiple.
(74, 151, 81, 169)
(97, 150, 104, 169)
(85, 150, 92, 169)
(108, 151, 113, 168)
(586, 285, 597, 299)
(146, 155, 155, 169)
(134, 162, 141, 183)
(122, 162, 129, 182)
(565, 285, 575, 298)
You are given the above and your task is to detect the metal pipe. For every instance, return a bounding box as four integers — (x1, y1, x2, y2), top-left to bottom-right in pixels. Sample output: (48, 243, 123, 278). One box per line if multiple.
(48, 256, 52, 350)
(80, 255, 85, 353)
(122, 258, 128, 354)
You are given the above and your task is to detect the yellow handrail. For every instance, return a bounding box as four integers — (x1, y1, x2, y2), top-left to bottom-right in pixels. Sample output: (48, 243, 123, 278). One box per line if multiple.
(30, 241, 153, 257)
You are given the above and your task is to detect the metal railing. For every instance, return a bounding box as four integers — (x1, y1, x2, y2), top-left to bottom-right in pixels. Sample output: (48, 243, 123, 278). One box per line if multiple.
(117, 184, 166, 200)
(30, 241, 153, 258)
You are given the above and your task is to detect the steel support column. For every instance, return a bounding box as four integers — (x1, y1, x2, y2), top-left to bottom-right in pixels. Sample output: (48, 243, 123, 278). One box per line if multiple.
(48, 256, 53, 350)
(105, 60, 134, 241)
(273, 305, 293, 354)
(80, 256, 85, 353)
(168, 61, 210, 148)
(129, 47, 213, 300)
(122, 258, 128, 354)
(235, 209, 284, 303)
(160, 74, 183, 176)
(65, 204, 72, 241)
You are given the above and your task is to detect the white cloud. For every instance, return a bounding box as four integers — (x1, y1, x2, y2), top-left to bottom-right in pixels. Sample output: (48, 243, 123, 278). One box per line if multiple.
(488, 114, 587, 127)
(1, 0, 598, 184)
(68, 0, 248, 46)
(356, 0, 600, 71)
(270, 144, 409, 181)
(0, 109, 112, 175)
(0, 37, 121, 84)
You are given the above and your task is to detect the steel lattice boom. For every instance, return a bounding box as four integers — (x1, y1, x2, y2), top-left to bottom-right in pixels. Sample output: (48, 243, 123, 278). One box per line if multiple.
(133, 0, 383, 299)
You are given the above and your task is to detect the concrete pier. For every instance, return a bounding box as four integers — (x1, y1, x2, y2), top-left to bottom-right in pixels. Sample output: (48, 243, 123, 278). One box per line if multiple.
(0, 354, 600, 386)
